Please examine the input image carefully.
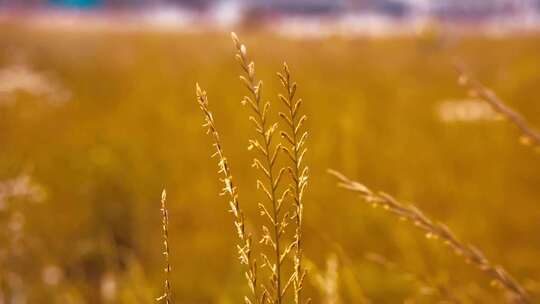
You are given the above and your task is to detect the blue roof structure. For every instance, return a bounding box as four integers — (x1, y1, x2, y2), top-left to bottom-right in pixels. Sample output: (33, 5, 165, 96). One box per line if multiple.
(48, 0, 103, 9)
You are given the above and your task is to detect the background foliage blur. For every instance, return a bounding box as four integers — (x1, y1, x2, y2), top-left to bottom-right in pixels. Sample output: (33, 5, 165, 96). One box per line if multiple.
(1, 6, 540, 303)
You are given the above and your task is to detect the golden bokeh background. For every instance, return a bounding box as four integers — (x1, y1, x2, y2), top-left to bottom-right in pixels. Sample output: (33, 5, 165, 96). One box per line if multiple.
(1, 25, 540, 303)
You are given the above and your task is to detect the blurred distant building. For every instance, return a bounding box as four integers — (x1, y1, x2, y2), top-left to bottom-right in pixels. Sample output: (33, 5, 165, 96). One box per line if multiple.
(1, 0, 539, 28)
(0, 0, 45, 7)
(245, 0, 346, 17)
(428, 0, 530, 20)
(371, 0, 412, 17)
(0, 0, 213, 9)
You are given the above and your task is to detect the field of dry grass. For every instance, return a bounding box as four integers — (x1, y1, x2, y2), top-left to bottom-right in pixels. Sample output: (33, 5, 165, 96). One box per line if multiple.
(1, 24, 540, 303)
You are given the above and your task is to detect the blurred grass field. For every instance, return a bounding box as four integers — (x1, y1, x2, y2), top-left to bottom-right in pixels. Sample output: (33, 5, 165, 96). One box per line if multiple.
(1, 25, 540, 303)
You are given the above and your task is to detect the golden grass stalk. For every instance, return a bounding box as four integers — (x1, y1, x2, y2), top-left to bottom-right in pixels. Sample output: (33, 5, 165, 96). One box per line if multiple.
(328, 169, 530, 304)
(231, 32, 288, 304)
(313, 254, 340, 304)
(196, 84, 263, 304)
(277, 63, 309, 304)
(157, 189, 173, 304)
(457, 69, 540, 150)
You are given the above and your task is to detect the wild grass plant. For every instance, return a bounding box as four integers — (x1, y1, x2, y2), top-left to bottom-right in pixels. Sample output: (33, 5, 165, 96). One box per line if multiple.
(196, 83, 261, 303)
(457, 69, 540, 150)
(157, 189, 173, 304)
(328, 169, 530, 303)
(195, 33, 309, 304)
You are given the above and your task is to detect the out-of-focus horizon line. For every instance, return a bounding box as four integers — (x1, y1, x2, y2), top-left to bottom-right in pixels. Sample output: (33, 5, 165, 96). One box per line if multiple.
(2, 0, 540, 37)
